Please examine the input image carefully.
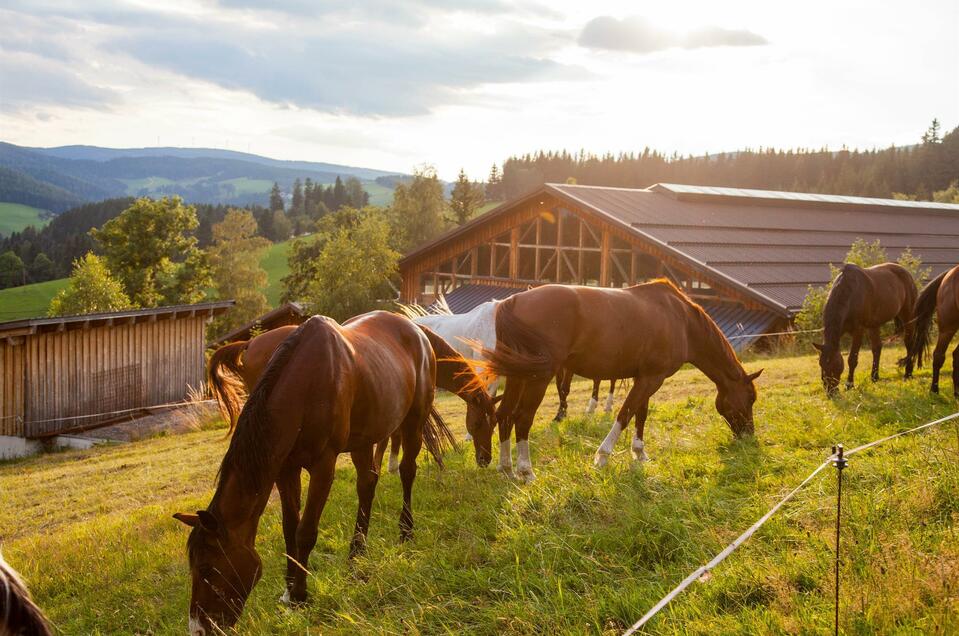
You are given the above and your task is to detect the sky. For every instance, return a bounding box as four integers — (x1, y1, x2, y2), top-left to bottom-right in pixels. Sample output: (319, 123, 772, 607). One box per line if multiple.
(0, 0, 956, 180)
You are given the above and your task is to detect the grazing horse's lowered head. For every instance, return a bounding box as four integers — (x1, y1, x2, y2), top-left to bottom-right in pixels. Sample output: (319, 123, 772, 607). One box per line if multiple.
(464, 391, 501, 467)
(175, 510, 262, 634)
(715, 369, 763, 437)
(812, 341, 843, 396)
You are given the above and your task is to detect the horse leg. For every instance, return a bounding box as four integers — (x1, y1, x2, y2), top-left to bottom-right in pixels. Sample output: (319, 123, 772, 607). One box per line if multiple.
(513, 377, 551, 483)
(496, 378, 523, 475)
(553, 369, 570, 422)
(398, 414, 425, 541)
(901, 310, 916, 378)
(630, 377, 666, 462)
(869, 327, 882, 382)
(348, 444, 380, 558)
(931, 327, 958, 394)
(387, 431, 401, 474)
(595, 376, 664, 466)
(584, 378, 600, 415)
(604, 380, 616, 414)
(290, 447, 338, 603)
(846, 329, 863, 389)
(952, 342, 959, 399)
(276, 462, 302, 604)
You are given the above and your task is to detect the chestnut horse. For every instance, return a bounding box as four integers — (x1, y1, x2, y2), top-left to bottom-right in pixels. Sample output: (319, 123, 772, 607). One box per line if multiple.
(903, 265, 959, 397)
(0, 552, 52, 636)
(175, 312, 456, 633)
(209, 323, 498, 466)
(812, 263, 917, 396)
(480, 280, 762, 482)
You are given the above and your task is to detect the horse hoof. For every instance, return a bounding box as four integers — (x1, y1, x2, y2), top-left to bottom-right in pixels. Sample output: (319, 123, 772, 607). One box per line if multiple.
(497, 464, 514, 478)
(279, 589, 291, 605)
(593, 451, 610, 468)
(631, 449, 649, 462)
(931, 386, 940, 394)
(516, 467, 536, 483)
(553, 411, 567, 422)
(388, 456, 400, 474)
(845, 382, 854, 390)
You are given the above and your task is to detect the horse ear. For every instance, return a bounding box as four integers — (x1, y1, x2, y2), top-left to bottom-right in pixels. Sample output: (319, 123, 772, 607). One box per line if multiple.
(173, 512, 200, 528)
(747, 368, 764, 381)
(196, 510, 220, 533)
(812, 342, 823, 352)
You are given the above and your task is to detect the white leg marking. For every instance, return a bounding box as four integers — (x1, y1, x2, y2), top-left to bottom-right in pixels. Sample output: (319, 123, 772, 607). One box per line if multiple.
(631, 433, 649, 462)
(594, 420, 623, 467)
(585, 397, 598, 415)
(388, 450, 400, 474)
(498, 438, 512, 473)
(280, 588, 292, 605)
(516, 439, 535, 482)
(604, 393, 615, 413)
(464, 432, 473, 442)
(189, 616, 206, 636)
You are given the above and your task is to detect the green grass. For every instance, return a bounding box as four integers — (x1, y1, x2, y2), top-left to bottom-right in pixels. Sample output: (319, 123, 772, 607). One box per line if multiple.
(221, 177, 274, 195)
(0, 278, 69, 320)
(119, 177, 177, 194)
(261, 238, 293, 306)
(2, 347, 958, 634)
(0, 201, 49, 236)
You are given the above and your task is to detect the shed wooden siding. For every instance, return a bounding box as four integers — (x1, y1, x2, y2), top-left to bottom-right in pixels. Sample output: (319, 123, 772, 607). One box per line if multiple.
(0, 314, 211, 438)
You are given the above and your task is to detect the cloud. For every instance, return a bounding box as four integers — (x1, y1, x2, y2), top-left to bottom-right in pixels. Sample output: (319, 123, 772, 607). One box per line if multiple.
(0, 51, 116, 114)
(579, 15, 767, 54)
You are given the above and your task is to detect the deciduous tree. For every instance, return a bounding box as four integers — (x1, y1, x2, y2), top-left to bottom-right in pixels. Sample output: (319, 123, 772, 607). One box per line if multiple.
(48, 253, 133, 316)
(208, 209, 271, 336)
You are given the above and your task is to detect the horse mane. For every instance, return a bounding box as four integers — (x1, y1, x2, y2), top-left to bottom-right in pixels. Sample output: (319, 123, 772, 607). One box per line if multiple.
(216, 317, 320, 496)
(822, 264, 864, 348)
(395, 294, 453, 319)
(0, 552, 53, 636)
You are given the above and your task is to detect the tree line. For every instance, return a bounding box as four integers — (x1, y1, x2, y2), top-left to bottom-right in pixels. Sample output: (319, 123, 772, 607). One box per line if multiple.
(490, 120, 959, 203)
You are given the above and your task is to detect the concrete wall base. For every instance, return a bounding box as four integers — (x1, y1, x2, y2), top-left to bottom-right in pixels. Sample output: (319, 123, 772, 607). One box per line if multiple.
(0, 435, 106, 460)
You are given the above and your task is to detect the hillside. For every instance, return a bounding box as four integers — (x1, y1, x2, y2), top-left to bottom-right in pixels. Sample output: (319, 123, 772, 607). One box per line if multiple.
(0, 239, 294, 321)
(0, 142, 405, 212)
(0, 202, 50, 236)
(1, 349, 956, 633)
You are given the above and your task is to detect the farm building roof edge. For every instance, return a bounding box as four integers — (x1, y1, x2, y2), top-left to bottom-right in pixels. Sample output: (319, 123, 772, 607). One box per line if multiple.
(213, 301, 308, 345)
(0, 300, 235, 335)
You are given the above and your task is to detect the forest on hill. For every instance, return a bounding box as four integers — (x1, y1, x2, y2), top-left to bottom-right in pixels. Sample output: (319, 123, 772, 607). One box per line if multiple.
(491, 120, 959, 202)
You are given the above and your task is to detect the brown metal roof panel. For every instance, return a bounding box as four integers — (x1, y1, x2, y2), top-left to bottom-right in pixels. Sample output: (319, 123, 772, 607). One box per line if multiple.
(677, 244, 959, 265)
(646, 227, 959, 249)
(714, 263, 833, 285)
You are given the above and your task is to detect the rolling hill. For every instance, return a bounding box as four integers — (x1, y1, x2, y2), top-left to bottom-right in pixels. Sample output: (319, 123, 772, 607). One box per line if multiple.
(0, 142, 406, 214)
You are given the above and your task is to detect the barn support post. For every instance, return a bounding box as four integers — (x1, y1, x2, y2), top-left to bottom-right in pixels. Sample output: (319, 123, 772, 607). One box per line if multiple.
(600, 229, 610, 287)
(509, 227, 520, 280)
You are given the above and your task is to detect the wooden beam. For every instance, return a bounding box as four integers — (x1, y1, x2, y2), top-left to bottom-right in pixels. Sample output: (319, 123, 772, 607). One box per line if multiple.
(599, 229, 610, 287)
(509, 226, 520, 280)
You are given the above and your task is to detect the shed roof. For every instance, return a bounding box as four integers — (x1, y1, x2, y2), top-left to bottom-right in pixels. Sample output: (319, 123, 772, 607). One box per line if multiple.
(402, 183, 959, 315)
(0, 300, 234, 337)
(213, 301, 308, 345)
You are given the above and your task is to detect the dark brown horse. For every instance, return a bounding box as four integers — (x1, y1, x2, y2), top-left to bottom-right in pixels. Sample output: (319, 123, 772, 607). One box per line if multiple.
(175, 312, 456, 633)
(479, 280, 762, 482)
(0, 552, 52, 636)
(812, 263, 917, 395)
(209, 324, 497, 466)
(903, 265, 959, 397)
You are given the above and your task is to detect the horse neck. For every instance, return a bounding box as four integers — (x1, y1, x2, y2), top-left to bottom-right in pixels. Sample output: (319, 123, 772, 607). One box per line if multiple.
(209, 472, 273, 545)
(685, 305, 745, 389)
(822, 275, 858, 351)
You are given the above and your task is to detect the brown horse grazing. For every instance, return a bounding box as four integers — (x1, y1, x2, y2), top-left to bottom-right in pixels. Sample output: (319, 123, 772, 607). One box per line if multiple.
(0, 551, 53, 636)
(479, 280, 762, 482)
(812, 263, 917, 396)
(209, 324, 497, 466)
(553, 369, 618, 420)
(175, 312, 455, 633)
(903, 265, 959, 397)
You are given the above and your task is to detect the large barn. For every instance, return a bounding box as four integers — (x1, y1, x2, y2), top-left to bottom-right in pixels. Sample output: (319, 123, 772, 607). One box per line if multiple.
(399, 183, 959, 347)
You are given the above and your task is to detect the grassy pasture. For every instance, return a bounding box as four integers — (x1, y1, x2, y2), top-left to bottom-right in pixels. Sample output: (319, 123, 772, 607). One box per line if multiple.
(0, 201, 49, 236)
(2, 346, 958, 634)
(0, 277, 69, 320)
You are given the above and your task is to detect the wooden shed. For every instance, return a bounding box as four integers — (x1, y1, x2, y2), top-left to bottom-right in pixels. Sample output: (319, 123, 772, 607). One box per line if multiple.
(0, 301, 233, 439)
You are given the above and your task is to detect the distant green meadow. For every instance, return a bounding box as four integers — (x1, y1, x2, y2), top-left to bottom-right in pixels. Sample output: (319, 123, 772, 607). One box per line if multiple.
(0, 201, 49, 236)
(1, 348, 957, 634)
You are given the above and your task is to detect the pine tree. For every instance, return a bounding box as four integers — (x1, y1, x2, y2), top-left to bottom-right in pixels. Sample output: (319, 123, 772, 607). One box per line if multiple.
(332, 176, 347, 210)
(269, 182, 284, 212)
(449, 169, 484, 225)
(486, 164, 503, 201)
(291, 178, 304, 217)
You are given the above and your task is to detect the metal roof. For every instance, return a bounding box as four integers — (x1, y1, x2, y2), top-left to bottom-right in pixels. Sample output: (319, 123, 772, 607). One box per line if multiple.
(0, 300, 234, 335)
(213, 301, 308, 345)
(440, 284, 776, 352)
(548, 183, 959, 313)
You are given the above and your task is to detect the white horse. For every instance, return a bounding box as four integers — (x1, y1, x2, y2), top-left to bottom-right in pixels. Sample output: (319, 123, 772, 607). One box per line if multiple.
(398, 297, 501, 444)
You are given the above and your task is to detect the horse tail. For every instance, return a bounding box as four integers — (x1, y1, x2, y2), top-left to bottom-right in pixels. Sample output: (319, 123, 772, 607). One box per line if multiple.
(0, 552, 53, 636)
(207, 340, 248, 435)
(415, 324, 487, 396)
(480, 297, 555, 380)
(218, 317, 319, 492)
(904, 269, 947, 370)
(422, 406, 456, 468)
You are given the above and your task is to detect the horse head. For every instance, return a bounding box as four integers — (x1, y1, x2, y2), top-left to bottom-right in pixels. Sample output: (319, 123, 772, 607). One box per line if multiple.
(466, 392, 502, 467)
(812, 342, 843, 396)
(174, 510, 262, 635)
(716, 369, 762, 437)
